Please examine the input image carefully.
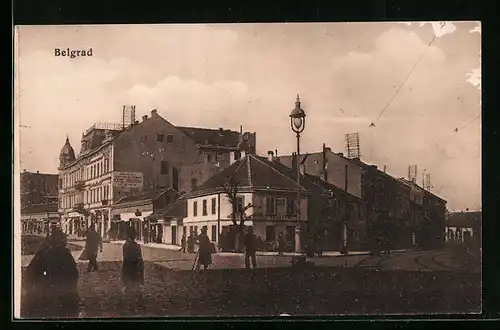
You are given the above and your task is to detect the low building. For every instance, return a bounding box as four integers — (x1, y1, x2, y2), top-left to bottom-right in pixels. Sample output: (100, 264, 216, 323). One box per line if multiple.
(20, 170, 59, 234)
(179, 152, 360, 252)
(21, 203, 60, 235)
(445, 210, 481, 245)
(110, 188, 179, 242)
(147, 198, 188, 246)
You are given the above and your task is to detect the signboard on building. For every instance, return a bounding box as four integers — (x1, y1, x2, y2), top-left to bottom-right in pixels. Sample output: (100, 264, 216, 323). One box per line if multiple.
(113, 172, 144, 189)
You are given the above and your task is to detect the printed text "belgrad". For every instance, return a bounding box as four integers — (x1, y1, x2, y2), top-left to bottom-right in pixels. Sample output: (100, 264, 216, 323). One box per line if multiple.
(54, 48, 93, 58)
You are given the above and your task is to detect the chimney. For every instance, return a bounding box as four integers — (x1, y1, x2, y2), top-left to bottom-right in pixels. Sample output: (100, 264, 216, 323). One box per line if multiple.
(338, 153, 344, 157)
(300, 164, 306, 175)
(322, 144, 328, 181)
(383, 165, 387, 173)
(151, 109, 157, 116)
(267, 151, 274, 162)
(23, 169, 26, 173)
(275, 149, 278, 157)
(36, 170, 39, 174)
(142, 115, 148, 121)
(134, 120, 139, 125)
(240, 125, 243, 134)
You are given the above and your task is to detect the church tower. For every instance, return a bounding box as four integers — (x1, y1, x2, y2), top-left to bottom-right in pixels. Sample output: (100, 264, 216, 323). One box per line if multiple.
(59, 136, 76, 168)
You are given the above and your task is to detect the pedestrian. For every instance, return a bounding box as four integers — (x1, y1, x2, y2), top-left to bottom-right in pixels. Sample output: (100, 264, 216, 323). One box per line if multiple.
(121, 226, 144, 294)
(24, 228, 80, 318)
(79, 224, 103, 273)
(194, 227, 213, 271)
(244, 227, 258, 269)
(179, 234, 187, 253)
(187, 233, 195, 253)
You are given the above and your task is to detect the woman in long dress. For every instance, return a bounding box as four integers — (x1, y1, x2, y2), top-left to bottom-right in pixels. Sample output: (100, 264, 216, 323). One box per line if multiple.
(121, 226, 144, 293)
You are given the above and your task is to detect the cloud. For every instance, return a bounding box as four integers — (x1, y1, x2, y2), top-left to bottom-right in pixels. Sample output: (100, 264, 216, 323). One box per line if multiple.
(466, 67, 481, 89)
(470, 22, 481, 34)
(401, 21, 457, 38)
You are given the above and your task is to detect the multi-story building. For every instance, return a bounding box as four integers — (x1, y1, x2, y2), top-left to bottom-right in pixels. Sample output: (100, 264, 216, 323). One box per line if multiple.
(280, 144, 447, 250)
(20, 170, 59, 234)
(58, 108, 256, 238)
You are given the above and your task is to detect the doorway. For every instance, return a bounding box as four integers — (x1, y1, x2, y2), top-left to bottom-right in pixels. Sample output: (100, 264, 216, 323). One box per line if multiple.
(171, 225, 177, 245)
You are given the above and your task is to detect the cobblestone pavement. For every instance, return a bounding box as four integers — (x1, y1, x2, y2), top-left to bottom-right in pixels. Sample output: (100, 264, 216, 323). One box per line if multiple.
(20, 242, 481, 318)
(21, 240, 480, 274)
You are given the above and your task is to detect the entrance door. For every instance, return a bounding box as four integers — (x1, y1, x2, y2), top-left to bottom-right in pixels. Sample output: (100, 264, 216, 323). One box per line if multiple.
(171, 225, 177, 245)
(157, 224, 163, 243)
(286, 226, 295, 252)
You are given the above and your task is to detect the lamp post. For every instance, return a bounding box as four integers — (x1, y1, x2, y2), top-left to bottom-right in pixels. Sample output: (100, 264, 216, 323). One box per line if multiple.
(289, 94, 306, 253)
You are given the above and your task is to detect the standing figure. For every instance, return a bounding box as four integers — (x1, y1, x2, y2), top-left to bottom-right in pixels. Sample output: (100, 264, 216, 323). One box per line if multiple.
(80, 224, 103, 273)
(187, 233, 195, 253)
(277, 233, 286, 255)
(24, 228, 79, 318)
(195, 227, 213, 271)
(179, 234, 187, 253)
(121, 226, 144, 294)
(244, 227, 258, 269)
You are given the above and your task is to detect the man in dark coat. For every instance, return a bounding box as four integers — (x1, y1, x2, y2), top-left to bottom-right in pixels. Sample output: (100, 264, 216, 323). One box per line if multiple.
(179, 234, 187, 253)
(195, 227, 213, 271)
(244, 227, 258, 269)
(187, 233, 195, 253)
(121, 226, 144, 294)
(83, 224, 103, 273)
(24, 228, 79, 318)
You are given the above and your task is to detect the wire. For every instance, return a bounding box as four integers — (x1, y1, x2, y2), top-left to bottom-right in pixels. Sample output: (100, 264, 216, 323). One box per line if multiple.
(453, 114, 481, 133)
(374, 34, 437, 124)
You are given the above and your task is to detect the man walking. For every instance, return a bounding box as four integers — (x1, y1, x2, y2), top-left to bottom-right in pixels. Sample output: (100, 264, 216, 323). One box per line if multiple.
(244, 227, 258, 269)
(83, 224, 103, 273)
(179, 233, 187, 253)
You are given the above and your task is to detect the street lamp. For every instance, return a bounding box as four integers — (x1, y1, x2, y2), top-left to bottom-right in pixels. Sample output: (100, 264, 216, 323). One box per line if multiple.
(289, 94, 306, 253)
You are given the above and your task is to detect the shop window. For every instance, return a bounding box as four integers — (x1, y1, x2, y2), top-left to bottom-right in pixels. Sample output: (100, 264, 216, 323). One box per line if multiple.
(265, 226, 276, 242)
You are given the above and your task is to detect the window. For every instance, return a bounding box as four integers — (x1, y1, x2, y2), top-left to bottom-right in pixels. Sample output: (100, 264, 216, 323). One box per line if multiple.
(157, 134, 164, 142)
(266, 197, 276, 215)
(194, 226, 198, 235)
(59, 178, 62, 188)
(166, 134, 174, 143)
(193, 201, 198, 217)
(202, 199, 208, 216)
(266, 226, 276, 242)
(236, 196, 245, 213)
(211, 197, 217, 215)
(211, 225, 217, 242)
(207, 154, 212, 162)
(286, 198, 296, 216)
(160, 161, 169, 175)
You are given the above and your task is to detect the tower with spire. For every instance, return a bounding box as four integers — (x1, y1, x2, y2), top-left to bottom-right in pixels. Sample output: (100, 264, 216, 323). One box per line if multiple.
(59, 136, 76, 168)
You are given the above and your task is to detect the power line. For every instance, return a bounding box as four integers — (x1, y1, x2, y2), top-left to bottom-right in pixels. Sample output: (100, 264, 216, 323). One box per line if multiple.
(453, 114, 481, 134)
(374, 34, 437, 124)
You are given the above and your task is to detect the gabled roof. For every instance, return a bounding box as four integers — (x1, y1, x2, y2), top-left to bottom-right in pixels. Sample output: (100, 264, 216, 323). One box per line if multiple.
(446, 211, 482, 228)
(21, 203, 59, 215)
(114, 188, 178, 205)
(184, 153, 359, 199)
(176, 126, 240, 148)
(147, 198, 187, 220)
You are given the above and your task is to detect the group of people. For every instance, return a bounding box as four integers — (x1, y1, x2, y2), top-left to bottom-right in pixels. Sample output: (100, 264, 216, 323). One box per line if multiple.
(24, 223, 145, 318)
(178, 226, 260, 271)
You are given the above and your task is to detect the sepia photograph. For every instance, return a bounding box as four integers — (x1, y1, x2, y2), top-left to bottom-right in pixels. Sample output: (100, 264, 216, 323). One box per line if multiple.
(13, 21, 481, 319)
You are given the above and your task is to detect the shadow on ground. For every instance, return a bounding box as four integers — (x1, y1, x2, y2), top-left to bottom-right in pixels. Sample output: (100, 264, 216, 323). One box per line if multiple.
(20, 260, 481, 318)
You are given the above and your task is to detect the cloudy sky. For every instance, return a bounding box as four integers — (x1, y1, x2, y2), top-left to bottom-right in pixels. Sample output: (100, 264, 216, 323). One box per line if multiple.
(14, 22, 481, 211)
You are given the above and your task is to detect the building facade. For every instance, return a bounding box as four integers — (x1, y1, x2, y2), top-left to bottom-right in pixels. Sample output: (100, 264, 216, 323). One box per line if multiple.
(280, 144, 447, 250)
(58, 108, 256, 238)
(20, 170, 59, 235)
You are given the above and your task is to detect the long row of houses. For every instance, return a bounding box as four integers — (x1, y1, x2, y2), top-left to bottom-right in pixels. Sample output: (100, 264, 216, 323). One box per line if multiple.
(20, 106, 458, 252)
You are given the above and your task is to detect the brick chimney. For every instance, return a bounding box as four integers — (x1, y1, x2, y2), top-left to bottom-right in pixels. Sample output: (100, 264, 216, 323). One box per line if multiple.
(151, 109, 157, 116)
(142, 115, 148, 121)
(322, 144, 328, 181)
(267, 150, 274, 162)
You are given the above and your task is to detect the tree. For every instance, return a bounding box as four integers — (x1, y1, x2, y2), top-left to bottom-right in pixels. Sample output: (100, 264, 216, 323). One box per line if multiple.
(220, 175, 254, 252)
